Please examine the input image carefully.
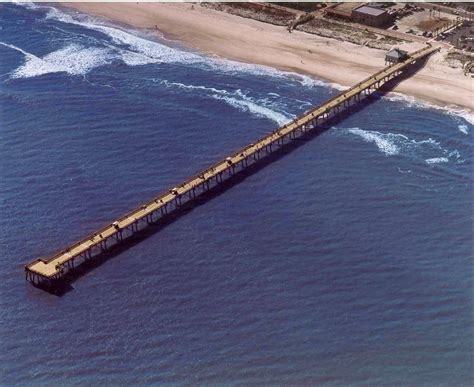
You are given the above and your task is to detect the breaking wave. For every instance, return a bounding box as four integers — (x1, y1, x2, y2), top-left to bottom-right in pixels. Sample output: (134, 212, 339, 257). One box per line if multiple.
(446, 108, 474, 127)
(457, 125, 469, 135)
(425, 157, 449, 164)
(214, 94, 291, 126)
(347, 128, 403, 156)
(160, 80, 229, 96)
(1, 42, 113, 78)
(13, 2, 474, 128)
(161, 80, 293, 125)
(293, 74, 347, 91)
(41, 7, 203, 64)
(344, 128, 463, 164)
(14, 3, 342, 84)
(385, 92, 474, 129)
(40, 5, 296, 79)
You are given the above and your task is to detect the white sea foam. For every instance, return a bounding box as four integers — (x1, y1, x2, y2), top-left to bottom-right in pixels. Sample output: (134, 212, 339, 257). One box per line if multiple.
(445, 107, 474, 127)
(207, 57, 289, 78)
(118, 50, 160, 67)
(41, 5, 292, 78)
(160, 80, 229, 95)
(16, 3, 474, 126)
(13, 1, 39, 10)
(425, 157, 449, 164)
(100, 27, 203, 65)
(0, 42, 30, 56)
(385, 92, 474, 128)
(214, 94, 291, 126)
(2, 42, 113, 79)
(346, 128, 404, 156)
(292, 73, 347, 91)
(161, 80, 292, 125)
(18, 4, 328, 84)
(8, 4, 194, 77)
(44, 7, 200, 64)
(383, 92, 435, 109)
(447, 149, 462, 160)
(457, 125, 469, 135)
(345, 127, 462, 164)
(10, 4, 360, 87)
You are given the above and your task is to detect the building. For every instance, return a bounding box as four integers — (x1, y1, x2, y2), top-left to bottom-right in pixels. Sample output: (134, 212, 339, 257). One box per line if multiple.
(385, 48, 408, 64)
(324, 2, 362, 22)
(351, 5, 393, 27)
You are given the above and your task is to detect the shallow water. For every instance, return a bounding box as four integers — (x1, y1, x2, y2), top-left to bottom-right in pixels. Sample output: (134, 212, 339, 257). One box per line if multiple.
(0, 4, 473, 385)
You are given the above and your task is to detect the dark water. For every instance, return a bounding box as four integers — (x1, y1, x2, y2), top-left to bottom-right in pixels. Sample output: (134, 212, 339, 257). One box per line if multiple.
(1, 4, 472, 385)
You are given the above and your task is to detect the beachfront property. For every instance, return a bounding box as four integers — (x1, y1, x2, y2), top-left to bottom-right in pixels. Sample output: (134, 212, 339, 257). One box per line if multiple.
(210, 2, 473, 51)
(208, 2, 474, 77)
(351, 4, 393, 27)
(325, 2, 394, 27)
(385, 48, 408, 64)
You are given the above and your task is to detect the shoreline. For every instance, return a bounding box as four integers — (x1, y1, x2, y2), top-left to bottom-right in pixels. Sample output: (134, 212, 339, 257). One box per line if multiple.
(59, 2, 473, 111)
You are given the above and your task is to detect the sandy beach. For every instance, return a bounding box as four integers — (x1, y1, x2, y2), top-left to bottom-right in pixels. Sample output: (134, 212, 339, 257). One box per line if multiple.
(60, 2, 473, 110)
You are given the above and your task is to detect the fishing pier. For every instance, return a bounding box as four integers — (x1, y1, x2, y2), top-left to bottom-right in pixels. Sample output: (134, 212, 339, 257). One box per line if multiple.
(25, 45, 439, 289)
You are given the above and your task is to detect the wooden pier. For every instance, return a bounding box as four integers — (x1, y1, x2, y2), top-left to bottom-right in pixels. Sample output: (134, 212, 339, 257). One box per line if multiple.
(25, 45, 439, 289)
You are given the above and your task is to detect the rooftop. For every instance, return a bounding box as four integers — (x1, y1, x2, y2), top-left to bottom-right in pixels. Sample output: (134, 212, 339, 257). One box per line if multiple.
(353, 5, 387, 17)
(386, 48, 408, 59)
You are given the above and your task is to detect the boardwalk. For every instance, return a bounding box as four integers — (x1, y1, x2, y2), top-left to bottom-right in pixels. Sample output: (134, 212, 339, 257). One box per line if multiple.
(25, 45, 439, 288)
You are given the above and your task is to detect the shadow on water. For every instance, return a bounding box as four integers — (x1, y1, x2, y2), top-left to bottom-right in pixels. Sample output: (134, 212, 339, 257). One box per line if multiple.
(33, 58, 430, 296)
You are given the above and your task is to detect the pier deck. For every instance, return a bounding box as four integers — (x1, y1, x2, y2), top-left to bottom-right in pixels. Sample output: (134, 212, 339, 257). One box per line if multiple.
(25, 45, 439, 287)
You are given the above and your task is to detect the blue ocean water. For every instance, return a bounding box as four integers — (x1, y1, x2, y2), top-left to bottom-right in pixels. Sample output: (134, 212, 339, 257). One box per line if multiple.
(0, 3, 472, 385)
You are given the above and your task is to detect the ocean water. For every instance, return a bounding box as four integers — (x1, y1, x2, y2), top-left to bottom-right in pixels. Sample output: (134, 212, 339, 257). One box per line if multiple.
(1, 3, 473, 385)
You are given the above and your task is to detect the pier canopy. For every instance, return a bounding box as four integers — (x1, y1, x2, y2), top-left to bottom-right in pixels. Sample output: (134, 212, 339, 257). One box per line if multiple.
(385, 48, 408, 64)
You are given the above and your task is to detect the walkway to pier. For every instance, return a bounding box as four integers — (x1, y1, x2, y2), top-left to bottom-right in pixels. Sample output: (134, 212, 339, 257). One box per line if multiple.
(25, 45, 439, 287)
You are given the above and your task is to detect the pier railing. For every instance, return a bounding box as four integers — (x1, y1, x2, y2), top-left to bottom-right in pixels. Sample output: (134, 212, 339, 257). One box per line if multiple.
(25, 45, 439, 287)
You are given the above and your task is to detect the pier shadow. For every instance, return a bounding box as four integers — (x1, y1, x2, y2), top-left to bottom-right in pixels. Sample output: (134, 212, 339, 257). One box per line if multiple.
(38, 58, 430, 296)
(379, 55, 431, 94)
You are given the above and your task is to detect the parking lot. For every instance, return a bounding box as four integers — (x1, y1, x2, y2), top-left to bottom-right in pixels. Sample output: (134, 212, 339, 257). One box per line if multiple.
(441, 22, 474, 51)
